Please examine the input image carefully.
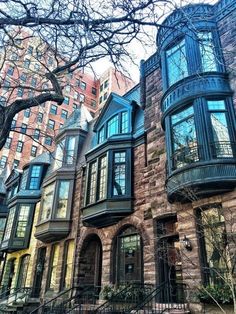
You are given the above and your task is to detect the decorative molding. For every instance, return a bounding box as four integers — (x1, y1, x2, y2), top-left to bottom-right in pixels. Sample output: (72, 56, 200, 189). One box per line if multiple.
(142, 52, 160, 77)
(161, 73, 232, 114)
(216, 0, 236, 21)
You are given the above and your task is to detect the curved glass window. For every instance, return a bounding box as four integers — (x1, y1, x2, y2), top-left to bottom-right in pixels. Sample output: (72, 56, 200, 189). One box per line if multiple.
(171, 106, 198, 169)
(198, 32, 217, 72)
(166, 39, 188, 87)
(207, 100, 233, 158)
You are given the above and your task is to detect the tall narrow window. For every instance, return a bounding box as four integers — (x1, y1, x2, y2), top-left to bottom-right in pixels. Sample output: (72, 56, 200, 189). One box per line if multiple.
(107, 115, 119, 137)
(166, 39, 188, 86)
(55, 181, 70, 218)
(207, 100, 233, 158)
(61, 241, 74, 290)
(3, 207, 16, 241)
(0, 218, 6, 242)
(171, 106, 198, 168)
(198, 32, 217, 72)
(199, 206, 229, 286)
(29, 165, 41, 189)
(40, 183, 55, 221)
(98, 127, 105, 144)
(17, 255, 30, 288)
(48, 244, 60, 290)
(113, 152, 126, 196)
(16, 205, 30, 237)
(87, 162, 97, 204)
(65, 137, 76, 165)
(98, 156, 107, 200)
(53, 139, 65, 170)
(121, 112, 129, 133)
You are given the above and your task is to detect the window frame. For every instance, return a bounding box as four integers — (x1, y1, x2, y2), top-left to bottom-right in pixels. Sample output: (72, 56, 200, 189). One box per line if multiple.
(27, 164, 42, 190)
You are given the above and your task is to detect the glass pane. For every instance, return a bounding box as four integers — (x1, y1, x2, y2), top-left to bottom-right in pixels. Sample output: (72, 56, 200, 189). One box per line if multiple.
(201, 207, 229, 285)
(210, 112, 232, 157)
(53, 139, 65, 170)
(41, 183, 55, 220)
(49, 244, 60, 290)
(171, 106, 194, 125)
(198, 32, 217, 72)
(64, 241, 74, 289)
(0, 218, 6, 242)
(207, 100, 225, 111)
(16, 205, 30, 237)
(87, 162, 97, 204)
(117, 229, 142, 284)
(56, 181, 70, 218)
(172, 107, 198, 168)
(98, 156, 107, 200)
(98, 127, 105, 144)
(17, 255, 30, 288)
(3, 207, 16, 241)
(121, 112, 129, 133)
(107, 115, 119, 137)
(65, 137, 76, 164)
(113, 152, 126, 196)
(166, 39, 188, 86)
(29, 165, 41, 189)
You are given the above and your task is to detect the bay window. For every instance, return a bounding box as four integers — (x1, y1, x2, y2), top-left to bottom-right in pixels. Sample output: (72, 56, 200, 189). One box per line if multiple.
(97, 111, 130, 144)
(86, 150, 130, 206)
(166, 39, 188, 87)
(40, 180, 72, 221)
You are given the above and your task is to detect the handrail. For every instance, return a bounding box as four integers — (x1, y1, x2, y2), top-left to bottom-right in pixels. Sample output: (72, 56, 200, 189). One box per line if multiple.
(0, 286, 13, 300)
(127, 282, 189, 314)
(29, 286, 77, 314)
(95, 283, 154, 313)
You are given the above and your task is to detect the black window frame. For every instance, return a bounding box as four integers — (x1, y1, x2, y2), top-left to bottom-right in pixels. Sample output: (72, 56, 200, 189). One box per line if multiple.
(16, 140, 24, 153)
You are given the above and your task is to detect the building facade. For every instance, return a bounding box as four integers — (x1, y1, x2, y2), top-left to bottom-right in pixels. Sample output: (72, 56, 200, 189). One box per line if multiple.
(0, 0, 235, 313)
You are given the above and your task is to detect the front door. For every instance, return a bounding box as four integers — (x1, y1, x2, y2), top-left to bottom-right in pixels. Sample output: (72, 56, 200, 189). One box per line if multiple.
(31, 247, 46, 297)
(157, 217, 183, 303)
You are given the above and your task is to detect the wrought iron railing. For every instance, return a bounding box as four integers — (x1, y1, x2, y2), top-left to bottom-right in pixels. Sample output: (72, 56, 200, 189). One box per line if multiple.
(210, 141, 234, 159)
(93, 283, 154, 313)
(127, 282, 189, 314)
(30, 285, 101, 314)
(0, 287, 32, 311)
(171, 144, 200, 170)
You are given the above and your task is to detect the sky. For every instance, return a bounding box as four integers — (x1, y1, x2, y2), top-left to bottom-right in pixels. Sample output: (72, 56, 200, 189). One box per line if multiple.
(92, 0, 218, 82)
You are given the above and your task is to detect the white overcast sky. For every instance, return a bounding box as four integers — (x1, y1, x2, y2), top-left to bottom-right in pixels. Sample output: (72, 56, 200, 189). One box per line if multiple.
(92, 0, 218, 82)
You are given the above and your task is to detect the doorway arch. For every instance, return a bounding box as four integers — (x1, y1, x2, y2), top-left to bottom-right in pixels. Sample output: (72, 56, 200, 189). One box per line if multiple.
(78, 234, 102, 287)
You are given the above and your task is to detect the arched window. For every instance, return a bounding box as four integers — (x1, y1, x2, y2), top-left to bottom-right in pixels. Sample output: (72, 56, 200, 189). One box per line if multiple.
(114, 226, 143, 284)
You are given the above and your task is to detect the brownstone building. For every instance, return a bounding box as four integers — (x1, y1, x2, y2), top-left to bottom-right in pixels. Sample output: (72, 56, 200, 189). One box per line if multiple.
(0, 0, 235, 313)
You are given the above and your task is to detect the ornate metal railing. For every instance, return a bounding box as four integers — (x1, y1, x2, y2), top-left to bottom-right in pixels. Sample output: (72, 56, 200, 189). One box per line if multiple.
(92, 283, 154, 314)
(0, 287, 32, 311)
(210, 141, 235, 159)
(30, 285, 101, 314)
(127, 282, 189, 314)
(171, 144, 200, 170)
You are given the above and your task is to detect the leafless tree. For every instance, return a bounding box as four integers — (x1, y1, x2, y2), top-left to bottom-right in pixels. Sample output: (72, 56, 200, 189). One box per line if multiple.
(0, 0, 180, 150)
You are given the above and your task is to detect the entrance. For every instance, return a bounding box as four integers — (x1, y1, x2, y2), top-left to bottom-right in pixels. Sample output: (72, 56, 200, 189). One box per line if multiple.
(31, 247, 46, 297)
(4, 258, 16, 295)
(157, 217, 183, 303)
(78, 235, 102, 288)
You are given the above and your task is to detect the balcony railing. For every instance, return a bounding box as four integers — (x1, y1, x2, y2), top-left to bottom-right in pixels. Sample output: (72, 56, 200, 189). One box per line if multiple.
(210, 141, 235, 159)
(171, 144, 200, 170)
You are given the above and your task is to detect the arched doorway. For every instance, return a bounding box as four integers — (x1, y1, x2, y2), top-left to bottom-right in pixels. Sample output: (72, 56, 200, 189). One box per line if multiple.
(113, 226, 143, 285)
(78, 234, 102, 287)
